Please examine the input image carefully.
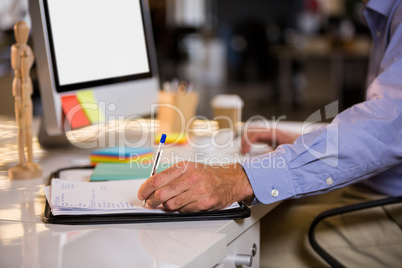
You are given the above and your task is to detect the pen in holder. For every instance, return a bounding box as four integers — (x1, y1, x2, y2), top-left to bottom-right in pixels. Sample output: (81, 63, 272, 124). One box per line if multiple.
(156, 90, 199, 134)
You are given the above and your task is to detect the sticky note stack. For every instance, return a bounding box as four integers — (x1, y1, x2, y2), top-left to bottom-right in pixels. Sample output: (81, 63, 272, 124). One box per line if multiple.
(90, 163, 166, 181)
(90, 147, 153, 166)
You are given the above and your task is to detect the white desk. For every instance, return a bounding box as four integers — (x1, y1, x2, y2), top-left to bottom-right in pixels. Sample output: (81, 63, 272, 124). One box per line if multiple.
(0, 119, 317, 267)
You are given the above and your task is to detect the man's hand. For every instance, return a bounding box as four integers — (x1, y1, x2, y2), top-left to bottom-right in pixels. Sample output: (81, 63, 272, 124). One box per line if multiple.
(241, 128, 300, 154)
(138, 162, 254, 212)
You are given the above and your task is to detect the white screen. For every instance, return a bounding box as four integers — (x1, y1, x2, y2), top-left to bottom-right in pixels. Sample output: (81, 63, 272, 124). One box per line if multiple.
(47, 0, 150, 86)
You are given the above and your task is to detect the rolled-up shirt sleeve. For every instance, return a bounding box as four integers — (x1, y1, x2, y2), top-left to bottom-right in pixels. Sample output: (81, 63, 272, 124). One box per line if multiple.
(243, 98, 402, 204)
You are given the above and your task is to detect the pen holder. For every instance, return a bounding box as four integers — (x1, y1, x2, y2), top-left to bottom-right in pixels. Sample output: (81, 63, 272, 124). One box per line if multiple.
(156, 91, 199, 134)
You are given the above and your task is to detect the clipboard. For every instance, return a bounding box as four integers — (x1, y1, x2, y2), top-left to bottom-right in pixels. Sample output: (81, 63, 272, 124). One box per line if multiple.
(43, 166, 251, 225)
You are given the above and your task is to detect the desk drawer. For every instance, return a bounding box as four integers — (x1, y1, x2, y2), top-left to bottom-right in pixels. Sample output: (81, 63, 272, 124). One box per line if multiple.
(219, 222, 260, 268)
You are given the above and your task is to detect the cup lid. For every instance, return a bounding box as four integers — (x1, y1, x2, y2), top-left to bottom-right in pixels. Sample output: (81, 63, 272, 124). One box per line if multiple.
(211, 94, 244, 108)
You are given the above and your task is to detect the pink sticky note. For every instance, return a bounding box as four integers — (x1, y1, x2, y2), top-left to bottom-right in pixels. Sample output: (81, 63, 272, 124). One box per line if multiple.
(61, 95, 91, 129)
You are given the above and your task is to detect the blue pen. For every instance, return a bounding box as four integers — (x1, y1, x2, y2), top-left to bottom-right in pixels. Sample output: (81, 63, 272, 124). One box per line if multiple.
(143, 134, 167, 207)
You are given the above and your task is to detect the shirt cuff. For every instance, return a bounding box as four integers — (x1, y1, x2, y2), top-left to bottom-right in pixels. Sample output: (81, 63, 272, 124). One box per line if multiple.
(241, 152, 295, 204)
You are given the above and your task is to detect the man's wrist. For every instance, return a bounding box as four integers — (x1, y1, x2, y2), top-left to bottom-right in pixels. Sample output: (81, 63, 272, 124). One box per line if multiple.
(234, 163, 255, 204)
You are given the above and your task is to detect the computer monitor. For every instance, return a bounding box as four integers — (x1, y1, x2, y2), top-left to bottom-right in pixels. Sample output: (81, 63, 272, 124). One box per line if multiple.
(29, 0, 159, 146)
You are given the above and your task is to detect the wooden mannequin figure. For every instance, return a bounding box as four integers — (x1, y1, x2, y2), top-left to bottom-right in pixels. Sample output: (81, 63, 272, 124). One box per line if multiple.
(8, 21, 42, 179)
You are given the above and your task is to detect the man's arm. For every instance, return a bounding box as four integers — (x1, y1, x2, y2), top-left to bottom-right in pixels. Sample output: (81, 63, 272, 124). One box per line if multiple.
(243, 4, 402, 204)
(243, 97, 402, 204)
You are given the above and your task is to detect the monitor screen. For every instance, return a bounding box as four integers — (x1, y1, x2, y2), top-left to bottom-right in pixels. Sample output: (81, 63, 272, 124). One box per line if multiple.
(44, 0, 152, 92)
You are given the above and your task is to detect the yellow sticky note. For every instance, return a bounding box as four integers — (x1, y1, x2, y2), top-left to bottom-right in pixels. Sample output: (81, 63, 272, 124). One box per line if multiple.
(154, 132, 187, 144)
(76, 90, 105, 123)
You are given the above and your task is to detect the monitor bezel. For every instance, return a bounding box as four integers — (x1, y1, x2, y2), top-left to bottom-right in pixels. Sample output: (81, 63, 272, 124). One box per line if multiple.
(42, 0, 153, 93)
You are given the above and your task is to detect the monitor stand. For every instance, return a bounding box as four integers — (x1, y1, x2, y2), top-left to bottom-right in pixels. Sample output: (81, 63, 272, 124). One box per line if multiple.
(37, 115, 71, 148)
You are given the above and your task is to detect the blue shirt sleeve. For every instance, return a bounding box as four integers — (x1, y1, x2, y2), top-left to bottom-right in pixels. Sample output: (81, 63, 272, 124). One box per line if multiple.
(242, 1, 402, 204)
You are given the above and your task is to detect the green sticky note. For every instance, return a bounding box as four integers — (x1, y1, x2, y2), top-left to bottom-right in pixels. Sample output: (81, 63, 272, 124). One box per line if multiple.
(76, 90, 105, 123)
(91, 163, 167, 181)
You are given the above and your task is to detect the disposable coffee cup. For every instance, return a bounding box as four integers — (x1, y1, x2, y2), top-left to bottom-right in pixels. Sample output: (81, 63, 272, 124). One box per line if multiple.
(211, 94, 243, 133)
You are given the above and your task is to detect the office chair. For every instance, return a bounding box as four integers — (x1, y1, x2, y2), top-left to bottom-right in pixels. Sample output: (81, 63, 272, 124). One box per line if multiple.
(308, 195, 402, 268)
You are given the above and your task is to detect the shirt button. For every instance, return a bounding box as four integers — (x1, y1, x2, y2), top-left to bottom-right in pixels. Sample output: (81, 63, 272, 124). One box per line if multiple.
(271, 189, 279, 197)
(326, 177, 334, 185)
(376, 31, 382, 38)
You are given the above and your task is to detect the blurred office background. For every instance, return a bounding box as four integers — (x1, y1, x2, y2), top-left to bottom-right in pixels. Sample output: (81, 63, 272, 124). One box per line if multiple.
(0, 0, 371, 122)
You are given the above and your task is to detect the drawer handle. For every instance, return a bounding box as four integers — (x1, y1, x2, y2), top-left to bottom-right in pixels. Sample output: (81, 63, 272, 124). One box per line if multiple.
(234, 254, 253, 267)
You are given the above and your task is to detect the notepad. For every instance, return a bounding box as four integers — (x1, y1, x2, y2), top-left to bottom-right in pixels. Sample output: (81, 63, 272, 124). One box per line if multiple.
(44, 178, 239, 216)
(45, 178, 166, 215)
